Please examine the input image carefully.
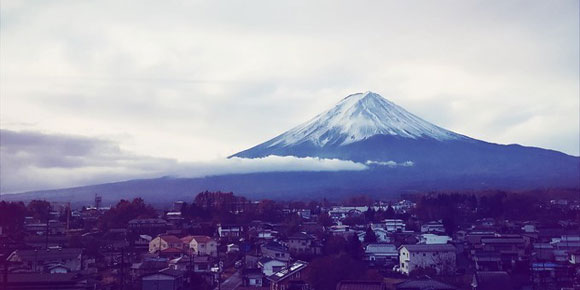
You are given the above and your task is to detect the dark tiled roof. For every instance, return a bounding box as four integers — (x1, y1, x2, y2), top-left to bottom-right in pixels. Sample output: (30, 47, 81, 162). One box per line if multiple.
(336, 280, 384, 290)
(267, 261, 308, 283)
(8, 248, 82, 262)
(0, 273, 80, 283)
(263, 241, 289, 253)
(160, 247, 183, 254)
(395, 279, 456, 290)
(242, 268, 263, 277)
(181, 236, 195, 243)
(160, 235, 182, 244)
(288, 232, 314, 240)
(159, 267, 185, 277)
(191, 235, 213, 243)
(480, 238, 524, 244)
(128, 218, 167, 224)
(399, 244, 455, 252)
(258, 257, 285, 266)
(473, 271, 513, 290)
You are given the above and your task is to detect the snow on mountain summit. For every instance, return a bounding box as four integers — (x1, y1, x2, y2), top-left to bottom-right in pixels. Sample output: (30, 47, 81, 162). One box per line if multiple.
(267, 91, 464, 148)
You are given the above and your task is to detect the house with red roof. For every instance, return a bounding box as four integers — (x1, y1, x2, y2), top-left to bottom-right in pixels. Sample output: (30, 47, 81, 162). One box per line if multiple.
(149, 235, 184, 254)
(182, 235, 217, 257)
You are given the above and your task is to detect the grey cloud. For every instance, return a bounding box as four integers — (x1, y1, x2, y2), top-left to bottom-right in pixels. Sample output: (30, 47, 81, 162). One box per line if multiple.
(0, 130, 367, 193)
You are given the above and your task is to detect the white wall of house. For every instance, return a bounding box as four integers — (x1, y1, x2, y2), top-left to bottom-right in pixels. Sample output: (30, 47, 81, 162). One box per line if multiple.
(399, 247, 456, 275)
(260, 260, 286, 276)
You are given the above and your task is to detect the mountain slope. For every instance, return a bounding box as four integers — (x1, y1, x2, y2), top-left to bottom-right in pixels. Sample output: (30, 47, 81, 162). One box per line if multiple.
(231, 91, 579, 182)
(233, 91, 469, 159)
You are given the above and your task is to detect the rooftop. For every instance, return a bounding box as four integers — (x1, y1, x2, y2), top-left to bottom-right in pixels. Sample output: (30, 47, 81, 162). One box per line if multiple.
(399, 244, 455, 252)
(336, 280, 385, 290)
(159, 235, 182, 244)
(267, 261, 308, 283)
(8, 248, 82, 262)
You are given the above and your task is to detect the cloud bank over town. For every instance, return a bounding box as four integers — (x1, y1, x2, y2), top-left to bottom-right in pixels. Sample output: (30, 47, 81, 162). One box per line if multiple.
(1, 1, 578, 192)
(0, 130, 367, 193)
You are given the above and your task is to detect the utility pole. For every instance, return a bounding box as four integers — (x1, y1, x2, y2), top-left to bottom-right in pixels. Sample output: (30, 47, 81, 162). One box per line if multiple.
(189, 249, 194, 290)
(45, 217, 49, 249)
(120, 247, 124, 290)
(66, 202, 71, 231)
(2, 255, 8, 290)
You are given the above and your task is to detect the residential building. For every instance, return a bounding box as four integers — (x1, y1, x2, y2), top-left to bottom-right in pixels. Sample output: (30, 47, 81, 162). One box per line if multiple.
(128, 218, 168, 236)
(218, 224, 243, 239)
(258, 258, 287, 276)
(7, 248, 83, 273)
(419, 234, 452, 245)
(336, 280, 385, 290)
(141, 268, 185, 290)
(134, 234, 152, 250)
(243, 268, 264, 287)
(149, 235, 184, 254)
(267, 261, 308, 290)
(286, 232, 320, 255)
(228, 243, 240, 253)
(0, 273, 91, 290)
(261, 241, 291, 262)
(365, 243, 398, 266)
(181, 235, 218, 257)
(393, 278, 456, 290)
(471, 271, 513, 290)
(399, 244, 456, 275)
(383, 219, 406, 232)
(421, 221, 446, 234)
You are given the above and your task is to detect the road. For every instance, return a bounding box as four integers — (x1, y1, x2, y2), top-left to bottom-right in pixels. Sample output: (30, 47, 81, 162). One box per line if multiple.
(215, 270, 242, 290)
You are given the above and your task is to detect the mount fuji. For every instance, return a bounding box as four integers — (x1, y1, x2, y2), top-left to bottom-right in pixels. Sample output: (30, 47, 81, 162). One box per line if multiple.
(5, 91, 578, 203)
(232, 91, 578, 186)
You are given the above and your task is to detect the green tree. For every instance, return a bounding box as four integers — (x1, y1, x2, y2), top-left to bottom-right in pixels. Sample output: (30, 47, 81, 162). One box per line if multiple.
(363, 227, 377, 243)
(99, 198, 156, 229)
(0, 201, 27, 233)
(306, 254, 368, 290)
(323, 236, 347, 255)
(346, 234, 363, 260)
(385, 203, 395, 218)
(27, 200, 52, 221)
(317, 212, 333, 227)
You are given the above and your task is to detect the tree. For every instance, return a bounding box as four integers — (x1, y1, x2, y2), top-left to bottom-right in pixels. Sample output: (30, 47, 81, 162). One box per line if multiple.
(0, 201, 27, 233)
(363, 227, 377, 243)
(346, 234, 363, 260)
(364, 208, 376, 222)
(385, 203, 395, 218)
(317, 212, 333, 227)
(323, 236, 347, 255)
(307, 254, 368, 290)
(99, 198, 156, 229)
(27, 200, 52, 221)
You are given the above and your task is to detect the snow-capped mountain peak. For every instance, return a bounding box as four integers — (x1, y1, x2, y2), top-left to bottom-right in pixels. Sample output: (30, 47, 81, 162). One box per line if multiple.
(267, 91, 464, 147)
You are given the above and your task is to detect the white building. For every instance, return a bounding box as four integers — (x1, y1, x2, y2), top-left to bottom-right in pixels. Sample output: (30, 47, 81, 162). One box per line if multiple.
(399, 244, 456, 275)
(383, 219, 406, 232)
(358, 227, 390, 243)
(421, 221, 446, 234)
(419, 234, 452, 245)
(181, 235, 218, 257)
(258, 257, 287, 276)
(365, 243, 398, 266)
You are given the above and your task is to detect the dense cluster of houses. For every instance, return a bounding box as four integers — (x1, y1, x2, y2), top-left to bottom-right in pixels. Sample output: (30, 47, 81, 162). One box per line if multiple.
(1, 196, 579, 290)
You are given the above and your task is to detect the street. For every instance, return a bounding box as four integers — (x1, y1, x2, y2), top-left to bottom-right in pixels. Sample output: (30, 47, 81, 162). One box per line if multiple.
(215, 270, 242, 290)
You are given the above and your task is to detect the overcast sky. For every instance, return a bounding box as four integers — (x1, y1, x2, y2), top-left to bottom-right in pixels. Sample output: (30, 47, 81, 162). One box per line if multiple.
(1, 1, 578, 193)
